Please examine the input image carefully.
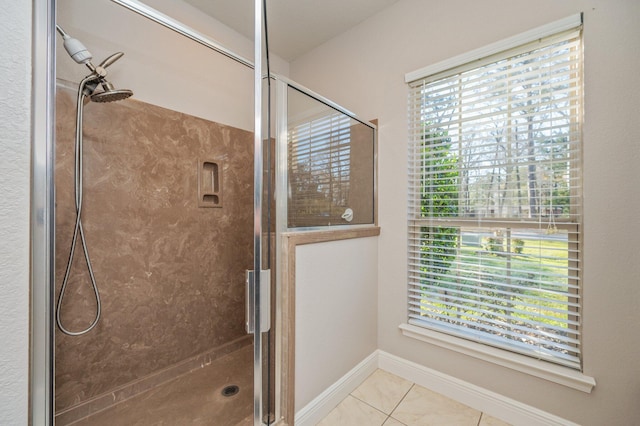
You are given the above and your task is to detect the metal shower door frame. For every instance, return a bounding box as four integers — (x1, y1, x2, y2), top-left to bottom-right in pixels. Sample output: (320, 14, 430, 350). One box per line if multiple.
(31, 0, 56, 424)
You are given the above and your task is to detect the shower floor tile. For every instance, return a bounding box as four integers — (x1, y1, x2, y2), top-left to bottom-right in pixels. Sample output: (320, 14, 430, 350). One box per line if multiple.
(72, 344, 253, 426)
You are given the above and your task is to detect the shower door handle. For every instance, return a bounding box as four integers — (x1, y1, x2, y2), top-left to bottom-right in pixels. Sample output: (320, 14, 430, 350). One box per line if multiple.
(245, 269, 271, 333)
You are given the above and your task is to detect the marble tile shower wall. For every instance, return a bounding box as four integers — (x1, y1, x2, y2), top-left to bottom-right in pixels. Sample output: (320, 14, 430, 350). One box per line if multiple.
(54, 87, 254, 412)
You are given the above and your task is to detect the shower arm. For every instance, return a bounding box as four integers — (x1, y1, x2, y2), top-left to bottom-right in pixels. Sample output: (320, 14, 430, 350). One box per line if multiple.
(55, 24, 124, 79)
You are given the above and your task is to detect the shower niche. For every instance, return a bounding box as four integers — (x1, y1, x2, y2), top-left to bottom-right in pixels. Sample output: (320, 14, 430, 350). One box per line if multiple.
(198, 158, 223, 207)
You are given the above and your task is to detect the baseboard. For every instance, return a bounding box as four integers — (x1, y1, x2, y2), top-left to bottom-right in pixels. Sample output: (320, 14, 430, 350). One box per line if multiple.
(378, 350, 579, 426)
(294, 349, 578, 426)
(294, 351, 378, 426)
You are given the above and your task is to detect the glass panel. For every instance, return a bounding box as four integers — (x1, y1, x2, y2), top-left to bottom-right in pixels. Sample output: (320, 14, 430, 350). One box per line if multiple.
(53, 2, 261, 424)
(287, 86, 375, 228)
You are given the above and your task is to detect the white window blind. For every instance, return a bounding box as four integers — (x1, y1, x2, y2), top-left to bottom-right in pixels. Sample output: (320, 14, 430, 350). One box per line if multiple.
(407, 27, 583, 369)
(288, 112, 351, 227)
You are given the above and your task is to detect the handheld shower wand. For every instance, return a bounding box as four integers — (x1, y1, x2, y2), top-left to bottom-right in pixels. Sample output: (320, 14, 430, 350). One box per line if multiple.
(55, 26, 134, 336)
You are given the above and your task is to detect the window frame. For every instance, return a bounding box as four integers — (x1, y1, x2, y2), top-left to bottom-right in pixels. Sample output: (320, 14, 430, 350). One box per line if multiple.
(402, 14, 595, 391)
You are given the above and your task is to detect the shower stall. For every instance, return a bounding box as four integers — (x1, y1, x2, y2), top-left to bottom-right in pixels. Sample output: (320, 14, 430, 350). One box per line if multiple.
(32, 0, 376, 425)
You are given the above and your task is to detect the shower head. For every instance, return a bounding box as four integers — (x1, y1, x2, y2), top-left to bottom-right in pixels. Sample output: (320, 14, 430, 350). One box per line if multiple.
(91, 88, 134, 103)
(88, 54, 133, 102)
(90, 80, 133, 103)
(56, 25, 134, 103)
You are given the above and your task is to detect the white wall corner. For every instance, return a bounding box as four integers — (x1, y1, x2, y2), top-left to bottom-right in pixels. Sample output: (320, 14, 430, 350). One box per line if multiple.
(294, 349, 580, 426)
(378, 350, 580, 426)
(294, 351, 378, 426)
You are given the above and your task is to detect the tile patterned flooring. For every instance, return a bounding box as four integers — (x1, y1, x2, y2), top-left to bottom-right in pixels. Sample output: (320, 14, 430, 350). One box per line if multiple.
(317, 369, 511, 426)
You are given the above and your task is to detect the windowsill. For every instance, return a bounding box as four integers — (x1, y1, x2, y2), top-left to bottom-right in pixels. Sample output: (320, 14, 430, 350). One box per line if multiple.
(399, 323, 595, 393)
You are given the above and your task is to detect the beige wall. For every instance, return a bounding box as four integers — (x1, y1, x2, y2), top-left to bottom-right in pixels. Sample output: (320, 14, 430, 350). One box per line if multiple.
(290, 0, 640, 424)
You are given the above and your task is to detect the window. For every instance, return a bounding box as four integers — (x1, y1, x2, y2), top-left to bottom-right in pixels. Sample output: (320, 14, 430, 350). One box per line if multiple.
(407, 24, 583, 369)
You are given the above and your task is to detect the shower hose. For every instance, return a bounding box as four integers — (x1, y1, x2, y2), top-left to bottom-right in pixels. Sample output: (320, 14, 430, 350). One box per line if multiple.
(56, 76, 102, 336)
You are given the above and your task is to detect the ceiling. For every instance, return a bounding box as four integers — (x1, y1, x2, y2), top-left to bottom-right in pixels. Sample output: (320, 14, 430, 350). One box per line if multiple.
(183, 0, 400, 61)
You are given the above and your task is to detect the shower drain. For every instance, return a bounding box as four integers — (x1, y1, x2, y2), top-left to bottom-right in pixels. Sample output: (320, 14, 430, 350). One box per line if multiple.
(221, 385, 240, 397)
